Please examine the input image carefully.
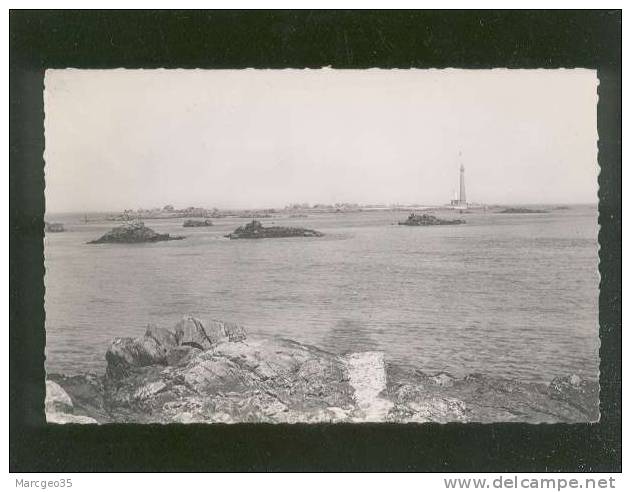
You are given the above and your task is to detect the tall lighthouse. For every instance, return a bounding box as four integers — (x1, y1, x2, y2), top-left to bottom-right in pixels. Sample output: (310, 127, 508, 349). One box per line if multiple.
(459, 164, 466, 205)
(450, 164, 468, 209)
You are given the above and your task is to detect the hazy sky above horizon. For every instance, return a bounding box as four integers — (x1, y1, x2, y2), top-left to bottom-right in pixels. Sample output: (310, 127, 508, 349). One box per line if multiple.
(44, 69, 598, 212)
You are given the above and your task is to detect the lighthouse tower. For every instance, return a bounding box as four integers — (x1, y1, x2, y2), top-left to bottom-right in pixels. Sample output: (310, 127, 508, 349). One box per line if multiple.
(459, 164, 466, 205)
(450, 164, 468, 209)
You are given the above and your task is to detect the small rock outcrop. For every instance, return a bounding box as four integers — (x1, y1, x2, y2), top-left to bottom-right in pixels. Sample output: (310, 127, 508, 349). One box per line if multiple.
(174, 316, 247, 349)
(74, 318, 357, 423)
(385, 365, 599, 423)
(237, 214, 272, 219)
(497, 207, 548, 214)
(45, 380, 98, 424)
(398, 213, 465, 226)
(548, 374, 600, 421)
(46, 315, 600, 425)
(45, 222, 65, 233)
(225, 220, 324, 239)
(182, 219, 214, 227)
(88, 222, 185, 244)
(105, 336, 170, 379)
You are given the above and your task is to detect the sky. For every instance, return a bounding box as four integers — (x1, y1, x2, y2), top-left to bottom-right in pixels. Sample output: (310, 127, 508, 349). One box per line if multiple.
(44, 69, 599, 212)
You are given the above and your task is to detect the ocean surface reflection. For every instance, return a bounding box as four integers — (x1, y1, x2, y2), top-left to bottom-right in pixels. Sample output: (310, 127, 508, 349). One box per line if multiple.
(44, 207, 600, 383)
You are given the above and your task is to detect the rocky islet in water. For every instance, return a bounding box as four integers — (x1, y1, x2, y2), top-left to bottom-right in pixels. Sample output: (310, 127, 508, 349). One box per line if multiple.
(45, 314, 599, 425)
(182, 219, 214, 228)
(498, 207, 548, 214)
(88, 222, 185, 244)
(45, 222, 65, 233)
(225, 220, 324, 239)
(398, 213, 465, 226)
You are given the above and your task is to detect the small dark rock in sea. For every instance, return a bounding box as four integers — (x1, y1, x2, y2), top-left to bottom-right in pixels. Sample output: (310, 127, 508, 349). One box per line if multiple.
(225, 220, 324, 239)
(398, 213, 465, 226)
(237, 214, 272, 219)
(88, 222, 185, 244)
(45, 222, 65, 233)
(182, 219, 213, 227)
(498, 207, 548, 214)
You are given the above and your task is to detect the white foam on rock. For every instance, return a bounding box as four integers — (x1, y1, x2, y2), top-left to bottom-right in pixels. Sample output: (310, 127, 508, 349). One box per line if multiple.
(345, 351, 393, 422)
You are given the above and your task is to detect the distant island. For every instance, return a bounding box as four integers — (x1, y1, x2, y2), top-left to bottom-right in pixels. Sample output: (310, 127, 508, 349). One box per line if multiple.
(226, 220, 324, 239)
(107, 205, 227, 221)
(498, 208, 548, 214)
(398, 213, 465, 226)
(99, 202, 574, 223)
(88, 222, 185, 244)
(182, 219, 213, 228)
(237, 213, 273, 219)
(105, 202, 440, 221)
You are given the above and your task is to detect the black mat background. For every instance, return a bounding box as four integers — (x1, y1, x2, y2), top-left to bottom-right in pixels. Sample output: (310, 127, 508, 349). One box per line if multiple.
(9, 10, 622, 472)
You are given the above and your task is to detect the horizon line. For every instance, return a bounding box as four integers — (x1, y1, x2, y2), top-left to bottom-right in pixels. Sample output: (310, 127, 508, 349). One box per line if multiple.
(45, 201, 599, 215)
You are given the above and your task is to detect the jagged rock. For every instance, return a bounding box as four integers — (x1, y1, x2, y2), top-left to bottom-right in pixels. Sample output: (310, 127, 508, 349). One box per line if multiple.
(89, 335, 355, 423)
(47, 413, 98, 424)
(105, 336, 168, 379)
(549, 374, 599, 422)
(429, 372, 456, 387)
(88, 222, 185, 244)
(45, 380, 73, 413)
(106, 316, 247, 382)
(388, 384, 468, 423)
(179, 352, 254, 394)
(174, 316, 247, 349)
(174, 316, 214, 349)
(385, 365, 599, 424)
(166, 345, 201, 366)
(45, 379, 100, 424)
(162, 396, 207, 423)
(398, 213, 465, 226)
(226, 220, 323, 239)
(47, 373, 108, 422)
(182, 219, 213, 227)
(145, 324, 178, 348)
(103, 365, 168, 412)
(205, 319, 247, 344)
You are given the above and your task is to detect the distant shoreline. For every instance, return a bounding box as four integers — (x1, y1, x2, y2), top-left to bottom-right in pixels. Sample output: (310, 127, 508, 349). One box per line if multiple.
(45, 203, 597, 221)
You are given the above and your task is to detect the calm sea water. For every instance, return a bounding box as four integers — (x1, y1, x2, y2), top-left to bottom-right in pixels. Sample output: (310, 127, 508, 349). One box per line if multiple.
(44, 207, 600, 383)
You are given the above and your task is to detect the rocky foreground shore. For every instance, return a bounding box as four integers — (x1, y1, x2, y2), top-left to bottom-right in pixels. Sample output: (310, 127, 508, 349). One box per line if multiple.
(46, 316, 599, 424)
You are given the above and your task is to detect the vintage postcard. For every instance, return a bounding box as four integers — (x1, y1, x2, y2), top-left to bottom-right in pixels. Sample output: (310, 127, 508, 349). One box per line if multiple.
(42, 68, 600, 424)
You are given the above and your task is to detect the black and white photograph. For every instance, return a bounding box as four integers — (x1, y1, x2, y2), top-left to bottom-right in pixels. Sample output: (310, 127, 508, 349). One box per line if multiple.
(9, 8, 621, 476)
(42, 68, 601, 425)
